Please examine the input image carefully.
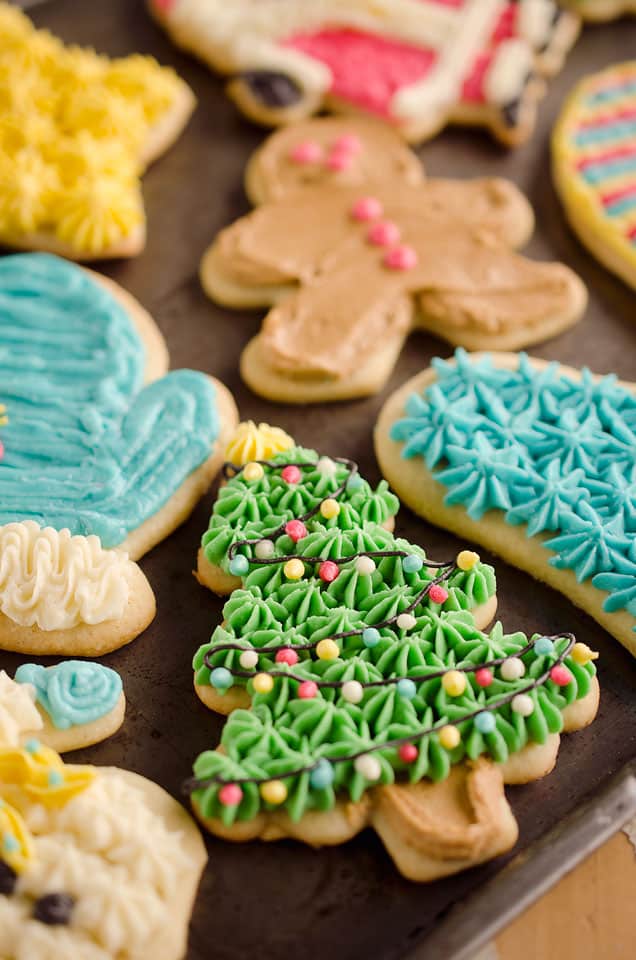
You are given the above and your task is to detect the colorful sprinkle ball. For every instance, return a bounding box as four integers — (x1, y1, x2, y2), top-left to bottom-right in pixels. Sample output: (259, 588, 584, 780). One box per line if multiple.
(456, 549, 479, 571)
(309, 759, 334, 789)
(428, 584, 449, 604)
(260, 780, 287, 805)
(254, 539, 275, 560)
(242, 462, 264, 482)
(298, 680, 318, 699)
(219, 784, 243, 807)
(318, 560, 339, 583)
(356, 556, 376, 575)
(290, 140, 322, 164)
(284, 519, 307, 543)
(320, 498, 340, 519)
(332, 133, 362, 155)
(475, 668, 493, 688)
(384, 245, 418, 271)
(275, 648, 299, 666)
(316, 638, 339, 661)
(396, 612, 417, 631)
(572, 642, 598, 665)
(399, 743, 418, 763)
(0, 441, 4, 462)
(442, 670, 466, 697)
(281, 464, 301, 484)
(362, 627, 381, 648)
(284, 558, 305, 580)
(354, 755, 381, 781)
(368, 220, 400, 247)
(439, 725, 461, 750)
(48, 770, 63, 786)
(341, 680, 364, 704)
(316, 456, 337, 476)
(511, 694, 534, 716)
(326, 150, 353, 171)
(252, 673, 274, 694)
(534, 636, 555, 657)
(210, 667, 233, 691)
(402, 553, 423, 574)
(351, 196, 383, 222)
(239, 650, 259, 670)
(550, 665, 572, 687)
(396, 678, 417, 700)
(500, 657, 525, 681)
(474, 711, 496, 735)
(229, 554, 250, 577)
(346, 473, 363, 490)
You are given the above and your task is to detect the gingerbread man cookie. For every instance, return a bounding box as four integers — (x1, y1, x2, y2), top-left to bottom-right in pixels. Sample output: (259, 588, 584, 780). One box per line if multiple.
(376, 350, 636, 657)
(553, 61, 636, 291)
(0, 2, 195, 259)
(149, 0, 579, 146)
(201, 118, 587, 404)
(0, 674, 206, 960)
(185, 424, 599, 882)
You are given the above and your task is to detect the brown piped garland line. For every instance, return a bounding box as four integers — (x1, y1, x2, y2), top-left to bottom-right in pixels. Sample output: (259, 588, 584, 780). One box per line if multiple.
(184, 632, 576, 793)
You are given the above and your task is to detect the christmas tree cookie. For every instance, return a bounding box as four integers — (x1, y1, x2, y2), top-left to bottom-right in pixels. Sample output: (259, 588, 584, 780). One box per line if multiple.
(187, 424, 599, 881)
(376, 350, 636, 657)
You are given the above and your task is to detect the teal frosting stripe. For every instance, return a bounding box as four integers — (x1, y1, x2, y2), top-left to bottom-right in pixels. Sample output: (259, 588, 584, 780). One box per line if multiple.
(0, 253, 220, 546)
(15, 660, 123, 730)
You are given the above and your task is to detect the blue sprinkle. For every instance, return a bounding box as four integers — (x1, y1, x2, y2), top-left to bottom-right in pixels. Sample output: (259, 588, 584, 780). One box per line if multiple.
(362, 627, 381, 648)
(402, 554, 424, 574)
(229, 555, 250, 576)
(474, 711, 496, 735)
(309, 759, 335, 790)
(396, 678, 417, 700)
(3, 834, 19, 853)
(210, 667, 234, 691)
(347, 474, 363, 490)
(47, 770, 64, 787)
(534, 636, 555, 657)
(24, 738, 41, 754)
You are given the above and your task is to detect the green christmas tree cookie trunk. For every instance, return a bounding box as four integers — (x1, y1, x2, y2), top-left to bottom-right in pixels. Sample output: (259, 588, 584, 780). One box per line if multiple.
(187, 425, 600, 882)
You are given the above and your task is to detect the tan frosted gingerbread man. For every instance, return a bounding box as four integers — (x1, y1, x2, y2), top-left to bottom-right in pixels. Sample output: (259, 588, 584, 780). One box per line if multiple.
(201, 118, 588, 404)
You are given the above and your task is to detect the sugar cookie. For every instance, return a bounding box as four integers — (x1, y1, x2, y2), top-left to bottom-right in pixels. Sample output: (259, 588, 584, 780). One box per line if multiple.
(149, 0, 579, 146)
(0, 2, 195, 259)
(553, 61, 636, 291)
(201, 118, 587, 403)
(376, 350, 636, 657)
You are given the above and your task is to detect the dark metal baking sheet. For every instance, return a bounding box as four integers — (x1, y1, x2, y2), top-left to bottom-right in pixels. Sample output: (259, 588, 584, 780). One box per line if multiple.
(2, 2, 636, 958)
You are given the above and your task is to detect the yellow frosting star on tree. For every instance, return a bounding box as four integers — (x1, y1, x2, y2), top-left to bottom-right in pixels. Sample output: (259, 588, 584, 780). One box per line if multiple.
(0, 1, 195, 259)
(225, 420, 295, 466)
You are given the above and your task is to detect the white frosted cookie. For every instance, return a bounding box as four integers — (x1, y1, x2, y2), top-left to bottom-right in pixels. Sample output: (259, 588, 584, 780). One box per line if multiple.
(200, 117, 586, 404)
(375, 350, 636, 657)
(149, 0, 579, 146)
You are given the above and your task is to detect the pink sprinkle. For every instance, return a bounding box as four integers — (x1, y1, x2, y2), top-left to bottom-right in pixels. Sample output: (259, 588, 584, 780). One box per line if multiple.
(326, 150, 353, 171)
(367, 220, 401, 247)
(276, 648, 299, 666)
(319, 560, 340, 583)
(550, 665, 572, 687)
(0, 440, 4, 462)
(153, 0, 176, 10)
(475, 668, 493, 688)
(285, 519, 308, 543)
(290, 140, 323, 165)
(384, 244, 418, 271)
(298, 680, 318, 700)
(219, 784, 243, 807)
(332, 133, 362, 155)
(428, 584, 448, 604)
(351, 196, 383, 222)
(281, 465, 301, 484)
(399, 743, 418, 763)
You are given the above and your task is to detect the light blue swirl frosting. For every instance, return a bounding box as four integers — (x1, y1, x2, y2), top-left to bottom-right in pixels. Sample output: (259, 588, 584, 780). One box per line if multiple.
(390, 349, 636, 628)
(0, 253, 220, 546)
(15, 660, 122, 730)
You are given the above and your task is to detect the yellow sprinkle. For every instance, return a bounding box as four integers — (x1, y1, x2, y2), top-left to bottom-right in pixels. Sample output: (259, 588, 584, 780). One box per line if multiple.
(252, 673, 274, 694)
(320, 498, 341, 520)
(260, 780, 288, 805)
(456, 550, 479, 571)
(441, 670, 466, 697)
(284, 558, 305, 581)
(242, 461, 264, 482)
(571, 642, 599, 666)
(316, 638, 339, 661)
(438, 725, 461, 750)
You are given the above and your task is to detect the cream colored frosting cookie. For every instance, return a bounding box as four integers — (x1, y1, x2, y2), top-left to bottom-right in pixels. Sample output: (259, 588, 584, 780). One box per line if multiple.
(201, 118, 587, 404)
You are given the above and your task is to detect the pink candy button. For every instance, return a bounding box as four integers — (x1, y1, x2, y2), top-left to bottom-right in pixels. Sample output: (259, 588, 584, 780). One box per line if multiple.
(332, 134, 362, 155)
(351, 196, 383, 222)
(384, 245, 418, 271)
(326, 151, 354, 171)
(368, 221, 401, 247)
(289, 140, 323, 165)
